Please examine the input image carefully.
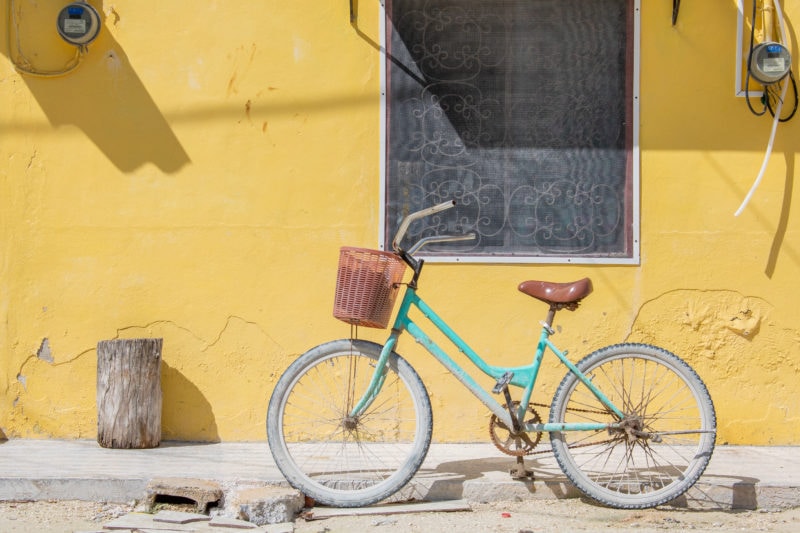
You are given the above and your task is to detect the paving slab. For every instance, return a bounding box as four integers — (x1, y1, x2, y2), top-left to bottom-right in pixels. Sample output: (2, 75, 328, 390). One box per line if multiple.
(302, 499, 471, 520)
(103, 512, 277, 531)
(0, 440, 797, 511)
(104, 512, 197, 531)
(153, 510, 211, 524)
(207, 515, 260, 529)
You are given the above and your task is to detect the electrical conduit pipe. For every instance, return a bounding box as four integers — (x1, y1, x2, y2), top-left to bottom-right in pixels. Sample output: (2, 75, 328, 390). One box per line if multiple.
(735, 0, 789, 216)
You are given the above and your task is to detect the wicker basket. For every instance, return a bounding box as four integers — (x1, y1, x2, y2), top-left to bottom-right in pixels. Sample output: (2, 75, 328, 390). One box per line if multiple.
(333, 247, 407, 329)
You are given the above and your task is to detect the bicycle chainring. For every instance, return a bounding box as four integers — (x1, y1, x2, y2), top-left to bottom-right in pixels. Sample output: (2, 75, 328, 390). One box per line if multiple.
(489, 402, 543, 456)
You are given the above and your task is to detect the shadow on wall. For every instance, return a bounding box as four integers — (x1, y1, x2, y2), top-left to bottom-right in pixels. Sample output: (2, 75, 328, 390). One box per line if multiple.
(162, 361, 220, 443)
(765, 152, 795, 278)
(3, 1, 190, 173)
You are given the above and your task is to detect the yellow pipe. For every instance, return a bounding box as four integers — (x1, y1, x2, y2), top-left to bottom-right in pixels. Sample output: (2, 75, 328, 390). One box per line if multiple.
(6, 0, 84, 78)
(763, 0, 775, 42)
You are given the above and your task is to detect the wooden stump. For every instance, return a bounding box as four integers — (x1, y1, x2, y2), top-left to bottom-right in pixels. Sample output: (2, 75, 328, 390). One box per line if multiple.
(97, 338, 163, 449)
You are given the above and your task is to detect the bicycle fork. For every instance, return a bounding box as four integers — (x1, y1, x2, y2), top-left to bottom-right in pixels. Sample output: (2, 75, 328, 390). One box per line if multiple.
(348, 333, 398, 418)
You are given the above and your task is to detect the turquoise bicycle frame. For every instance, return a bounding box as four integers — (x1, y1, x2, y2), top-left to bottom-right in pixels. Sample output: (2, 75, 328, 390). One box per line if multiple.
(351, 285, 625, 433)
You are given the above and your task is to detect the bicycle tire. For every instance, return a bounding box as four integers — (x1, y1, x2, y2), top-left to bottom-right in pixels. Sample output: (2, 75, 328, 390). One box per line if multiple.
(549, 343, 716, 509)
(267, 339, 433, 507)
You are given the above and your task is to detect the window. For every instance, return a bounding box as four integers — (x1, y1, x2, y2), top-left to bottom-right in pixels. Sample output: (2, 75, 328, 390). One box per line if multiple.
(381, 0, 639, 263)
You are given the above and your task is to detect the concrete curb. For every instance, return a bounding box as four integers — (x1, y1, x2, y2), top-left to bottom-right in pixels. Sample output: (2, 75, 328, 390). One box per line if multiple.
(0, 440, 797, 512)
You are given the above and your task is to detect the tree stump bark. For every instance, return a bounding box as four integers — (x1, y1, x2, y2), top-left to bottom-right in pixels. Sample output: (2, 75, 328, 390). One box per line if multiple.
(97, 338, 163, 449)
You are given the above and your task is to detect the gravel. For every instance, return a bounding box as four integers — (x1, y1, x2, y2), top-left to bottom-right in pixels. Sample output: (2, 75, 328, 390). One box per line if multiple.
(1, 498, 799, 532)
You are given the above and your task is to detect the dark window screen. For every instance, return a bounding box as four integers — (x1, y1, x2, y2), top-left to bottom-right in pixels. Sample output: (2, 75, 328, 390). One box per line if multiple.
(384, 0, 635, 260)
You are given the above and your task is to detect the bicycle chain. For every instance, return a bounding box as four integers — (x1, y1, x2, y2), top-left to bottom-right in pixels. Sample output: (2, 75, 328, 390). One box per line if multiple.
(495, 401, 620, 456)
(531, 401, 612, 416)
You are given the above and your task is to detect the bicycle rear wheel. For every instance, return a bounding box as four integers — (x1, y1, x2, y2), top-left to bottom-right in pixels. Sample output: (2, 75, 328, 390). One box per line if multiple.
(549, 343, 716, 509)
(267, 339, 432, 507)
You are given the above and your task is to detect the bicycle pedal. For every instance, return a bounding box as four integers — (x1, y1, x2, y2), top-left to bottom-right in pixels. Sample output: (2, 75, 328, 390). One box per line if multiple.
(510, 457, 534, 480)
(492, 371, 514, 394)
(510, 466, 534, 480)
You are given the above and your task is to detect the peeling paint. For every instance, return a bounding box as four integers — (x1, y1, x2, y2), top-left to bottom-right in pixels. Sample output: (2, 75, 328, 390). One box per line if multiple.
(293, 36, 309, 63)
(628, 290, 775, 357)
(105, 49, 122, 74)
(622, 289, 800, 443)
(104, 5, 121, 26)
(37, 338, 53, 363)
(726, 309, 761, 338)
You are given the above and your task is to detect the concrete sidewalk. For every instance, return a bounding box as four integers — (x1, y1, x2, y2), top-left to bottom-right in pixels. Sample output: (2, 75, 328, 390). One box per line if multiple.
(0, 440, 797, 511)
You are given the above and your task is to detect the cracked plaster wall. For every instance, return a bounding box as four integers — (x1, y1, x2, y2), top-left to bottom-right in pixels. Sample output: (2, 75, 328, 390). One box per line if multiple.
(6, 318, 289, 441)
(2, 1, 800, 444)
(626, 290, 800, 444)
(17, 285, 799, 444)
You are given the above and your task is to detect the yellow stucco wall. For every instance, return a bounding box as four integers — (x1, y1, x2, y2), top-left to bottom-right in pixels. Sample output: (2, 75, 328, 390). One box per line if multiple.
(1, 1, 798, 444)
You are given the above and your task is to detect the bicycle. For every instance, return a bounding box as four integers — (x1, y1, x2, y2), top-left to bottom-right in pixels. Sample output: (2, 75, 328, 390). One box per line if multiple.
(267, 200, 716, 510)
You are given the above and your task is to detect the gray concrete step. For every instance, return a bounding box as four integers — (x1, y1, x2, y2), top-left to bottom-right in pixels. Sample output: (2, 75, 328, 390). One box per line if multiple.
(0, 440, 797, 511)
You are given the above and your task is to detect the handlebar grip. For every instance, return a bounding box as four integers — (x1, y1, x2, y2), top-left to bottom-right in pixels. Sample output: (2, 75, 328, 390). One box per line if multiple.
(392, 200, 456, 252)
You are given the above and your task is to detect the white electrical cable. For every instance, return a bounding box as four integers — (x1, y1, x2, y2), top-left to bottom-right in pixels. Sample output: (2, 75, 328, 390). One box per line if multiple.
(734, 81, 788, 216)
(735, 0, 789, 217)
(775, 0, 787, 46)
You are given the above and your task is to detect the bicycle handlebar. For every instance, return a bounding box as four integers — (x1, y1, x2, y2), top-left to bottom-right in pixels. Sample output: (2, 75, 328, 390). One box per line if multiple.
(406, 233, 476, 255)
(391, 200, 476, 254)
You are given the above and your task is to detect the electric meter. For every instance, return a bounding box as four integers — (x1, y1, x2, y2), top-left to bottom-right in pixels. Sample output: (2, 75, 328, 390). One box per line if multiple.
(57, 2, 101, 46)
(749, 42, 792, 85)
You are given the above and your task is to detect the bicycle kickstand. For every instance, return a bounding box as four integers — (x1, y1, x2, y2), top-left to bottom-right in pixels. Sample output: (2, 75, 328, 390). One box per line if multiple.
(493, 372, 534, 481)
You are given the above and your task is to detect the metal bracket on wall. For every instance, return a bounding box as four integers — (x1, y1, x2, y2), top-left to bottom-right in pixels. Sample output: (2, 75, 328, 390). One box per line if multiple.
(673, 0, 681, 25)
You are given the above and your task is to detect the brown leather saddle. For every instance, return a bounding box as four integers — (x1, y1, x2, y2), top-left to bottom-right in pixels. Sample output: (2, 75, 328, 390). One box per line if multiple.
(518, 278, 593, 310)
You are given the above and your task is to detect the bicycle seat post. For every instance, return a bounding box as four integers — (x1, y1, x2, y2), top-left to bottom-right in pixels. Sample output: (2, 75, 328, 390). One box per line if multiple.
(543, 307, 557, 333)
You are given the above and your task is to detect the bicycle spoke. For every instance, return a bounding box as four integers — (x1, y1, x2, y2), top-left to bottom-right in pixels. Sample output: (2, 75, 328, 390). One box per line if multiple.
(267, 340, 432, 506)
(550, 344, 716, 508)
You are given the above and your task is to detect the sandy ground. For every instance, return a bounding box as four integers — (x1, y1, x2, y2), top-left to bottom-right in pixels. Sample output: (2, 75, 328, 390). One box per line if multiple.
(0, 500, 130, 532)
(1, 499, 799, 533)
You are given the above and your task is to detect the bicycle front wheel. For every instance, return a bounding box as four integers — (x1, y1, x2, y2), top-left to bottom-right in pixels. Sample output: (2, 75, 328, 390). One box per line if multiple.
(267, 339, 432, 507)
(549, 343, 716, 509)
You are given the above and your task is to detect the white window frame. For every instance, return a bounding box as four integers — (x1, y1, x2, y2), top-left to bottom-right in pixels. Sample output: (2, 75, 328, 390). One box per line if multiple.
(378, 0, 641, 264)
